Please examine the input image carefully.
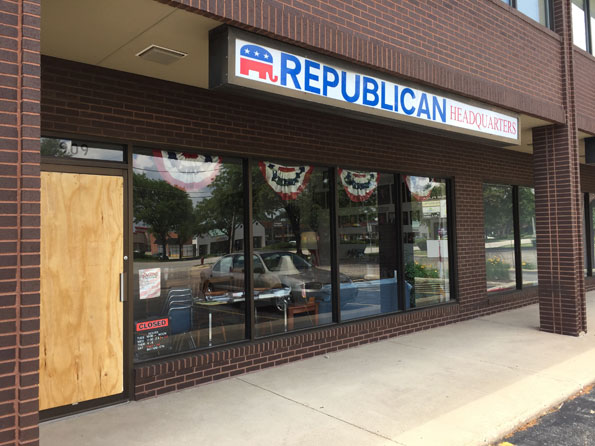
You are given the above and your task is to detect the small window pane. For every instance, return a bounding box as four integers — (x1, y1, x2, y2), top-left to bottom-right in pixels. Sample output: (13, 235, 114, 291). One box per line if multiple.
(517, 0, 550, 26)
(252, 163, 332, 336)
(402, 177, 450, 308)
(572, 0, 588, 51)
(41, 137, 124, 162)
(519, 187, 537, 286)
(338, 170, 399, 320)
(484, 184, 516, 292)
(590, 0, 595, 54)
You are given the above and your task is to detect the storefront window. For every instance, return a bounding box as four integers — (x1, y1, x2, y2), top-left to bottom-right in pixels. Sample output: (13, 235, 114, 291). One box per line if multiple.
(402, 176, 450, 308)
(252, 163, 332, 335)
(519, 187, 537, 286)
(337, 170, 399, 320)
(132, 149, 245, 361)
(484, 184, 516, 292)
(130, 149, 456, 357)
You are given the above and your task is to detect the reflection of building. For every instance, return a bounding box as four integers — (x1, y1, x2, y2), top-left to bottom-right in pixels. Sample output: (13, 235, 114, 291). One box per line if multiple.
(194, 222, 265, 255)
(134, 222, 266, 258)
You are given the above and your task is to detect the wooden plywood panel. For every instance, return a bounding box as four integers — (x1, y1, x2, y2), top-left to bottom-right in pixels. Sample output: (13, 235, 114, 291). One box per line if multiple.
(40, 172, 124, 410)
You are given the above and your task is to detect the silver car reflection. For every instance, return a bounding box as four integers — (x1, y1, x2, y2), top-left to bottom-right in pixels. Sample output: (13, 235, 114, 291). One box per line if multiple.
(203, 251, 357, 309)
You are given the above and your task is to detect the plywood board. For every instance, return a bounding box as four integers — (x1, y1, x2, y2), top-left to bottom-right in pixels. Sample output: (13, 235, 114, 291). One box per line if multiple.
(40, 172, 124, 410)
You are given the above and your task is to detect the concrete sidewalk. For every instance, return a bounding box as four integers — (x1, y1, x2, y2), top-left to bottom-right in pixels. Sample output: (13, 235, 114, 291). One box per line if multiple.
(41, 293, 595, 446)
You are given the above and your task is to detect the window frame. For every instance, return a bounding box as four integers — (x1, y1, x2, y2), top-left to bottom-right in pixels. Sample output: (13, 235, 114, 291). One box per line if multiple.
(572, 0, 595, 54)
(483, 183, 537, 292)
(584, 192, 594, 276)
(504, 0, 553, 29)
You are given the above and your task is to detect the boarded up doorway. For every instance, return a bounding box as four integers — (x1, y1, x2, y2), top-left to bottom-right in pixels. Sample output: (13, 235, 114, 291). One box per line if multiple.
(40, 171, 126, 412)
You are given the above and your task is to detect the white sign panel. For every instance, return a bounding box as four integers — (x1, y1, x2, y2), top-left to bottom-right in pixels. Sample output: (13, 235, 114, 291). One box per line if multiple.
(232, 38, 519, 142)
(139, 268, 161, 300)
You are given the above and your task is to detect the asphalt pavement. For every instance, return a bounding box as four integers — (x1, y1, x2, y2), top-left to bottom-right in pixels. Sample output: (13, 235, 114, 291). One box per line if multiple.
(496, 384, 595, 446)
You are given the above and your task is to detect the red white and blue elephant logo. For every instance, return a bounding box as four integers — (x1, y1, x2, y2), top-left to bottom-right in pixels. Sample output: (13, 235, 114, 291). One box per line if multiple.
(239, 44, 278, 83)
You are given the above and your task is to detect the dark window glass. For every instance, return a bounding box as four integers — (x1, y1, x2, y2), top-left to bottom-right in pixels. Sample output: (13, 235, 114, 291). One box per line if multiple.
(132, 149, 244, 361)
(519, 187, 537, 286)
(573, 0, 588, 50)
(402, 176, 450, 308)
(484, 184, 516, 292)
(587, 193, 595, 276)
(337, 170, 398, 320)
(591, 195, 595, 272)
(41, 137, 124, 162)
(251, 163, 332, 336)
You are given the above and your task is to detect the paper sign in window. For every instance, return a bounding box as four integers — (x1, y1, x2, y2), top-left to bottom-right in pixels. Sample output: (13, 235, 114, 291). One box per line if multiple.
(139, 268, 161, 300)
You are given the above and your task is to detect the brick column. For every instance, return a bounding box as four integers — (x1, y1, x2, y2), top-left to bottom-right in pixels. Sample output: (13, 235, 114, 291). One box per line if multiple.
(531, 0, 587, 336)
(0, 1, 41, 445)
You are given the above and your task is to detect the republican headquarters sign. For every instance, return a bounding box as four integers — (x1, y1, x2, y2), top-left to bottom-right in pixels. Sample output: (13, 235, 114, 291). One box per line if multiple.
(210, 28, 519, 144)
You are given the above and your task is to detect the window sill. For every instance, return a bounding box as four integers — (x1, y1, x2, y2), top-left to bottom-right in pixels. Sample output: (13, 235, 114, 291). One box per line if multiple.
(487, 285, 538, 305)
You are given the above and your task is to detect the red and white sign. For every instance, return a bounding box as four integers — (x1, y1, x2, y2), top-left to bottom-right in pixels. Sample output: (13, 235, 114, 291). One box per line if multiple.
(230, 36, 519, 143)
(139, 268, 161, 300)
(136, 318, 169, 332)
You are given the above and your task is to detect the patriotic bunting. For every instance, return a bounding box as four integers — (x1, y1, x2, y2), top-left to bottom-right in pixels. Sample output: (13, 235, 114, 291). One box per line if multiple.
(404, 175, 436, 201)
(153, 150, 221, 192)
(259, 161, 314, 200)
(338, 169, 379, 202)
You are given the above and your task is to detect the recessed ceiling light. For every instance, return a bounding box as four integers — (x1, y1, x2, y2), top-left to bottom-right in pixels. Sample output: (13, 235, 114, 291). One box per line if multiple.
(136, 45, 187, 65)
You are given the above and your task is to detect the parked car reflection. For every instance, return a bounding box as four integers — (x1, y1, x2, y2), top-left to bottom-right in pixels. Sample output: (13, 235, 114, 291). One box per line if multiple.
(203, 251, 358, 309)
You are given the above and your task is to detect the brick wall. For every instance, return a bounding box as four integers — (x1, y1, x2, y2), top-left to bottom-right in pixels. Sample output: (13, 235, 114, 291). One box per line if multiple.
(135, 290, 537, 399)
(162, 0, 565, 122)
(41, 56, 541, 399)
(0, 1, 41, 445)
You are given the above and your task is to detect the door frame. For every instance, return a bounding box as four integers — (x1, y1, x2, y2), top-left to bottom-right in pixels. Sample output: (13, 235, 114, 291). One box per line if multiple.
(39, 161, 133, 421)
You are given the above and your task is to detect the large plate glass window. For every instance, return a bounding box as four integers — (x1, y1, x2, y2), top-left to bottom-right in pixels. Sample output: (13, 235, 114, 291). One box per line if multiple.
(337, 169, 398, 320)
(484, 184, 516, 292)
(251, 162, 332, 336)
(402, 176, 450, 308)
(132, 149, 244, 361)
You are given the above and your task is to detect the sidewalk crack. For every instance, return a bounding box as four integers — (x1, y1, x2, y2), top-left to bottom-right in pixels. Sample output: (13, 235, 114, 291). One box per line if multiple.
(236, 377, 407, 446)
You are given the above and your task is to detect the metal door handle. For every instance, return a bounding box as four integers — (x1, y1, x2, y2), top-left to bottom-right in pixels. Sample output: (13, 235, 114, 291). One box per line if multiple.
(120, 272, 126, 302)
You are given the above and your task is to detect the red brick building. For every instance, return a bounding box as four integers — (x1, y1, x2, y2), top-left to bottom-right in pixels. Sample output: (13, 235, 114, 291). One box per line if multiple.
(2, 0, 595, 444)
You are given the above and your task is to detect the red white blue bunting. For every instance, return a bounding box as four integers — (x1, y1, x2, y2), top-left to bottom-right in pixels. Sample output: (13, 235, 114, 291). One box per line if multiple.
(404, 175, 436, 201)
(259, 161, 314, 200)
(153, 150, 221, 192)
(338, 169, 379, 202)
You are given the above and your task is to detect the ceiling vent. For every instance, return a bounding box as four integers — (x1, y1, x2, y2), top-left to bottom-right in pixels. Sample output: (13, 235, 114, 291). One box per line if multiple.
(136, 45, 187, 65)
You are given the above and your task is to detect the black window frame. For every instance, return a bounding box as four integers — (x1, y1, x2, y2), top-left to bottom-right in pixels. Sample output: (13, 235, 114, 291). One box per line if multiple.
(584, 192, 594, 276)
(483, 183, 537, 292)
(502, 0, 553, 29)
(119, 143, 458, 358)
